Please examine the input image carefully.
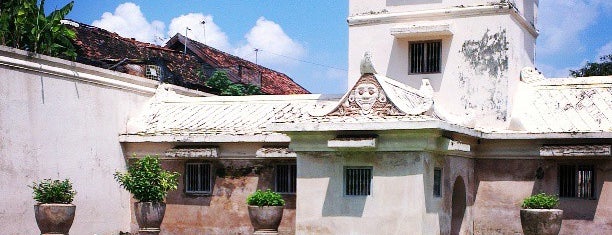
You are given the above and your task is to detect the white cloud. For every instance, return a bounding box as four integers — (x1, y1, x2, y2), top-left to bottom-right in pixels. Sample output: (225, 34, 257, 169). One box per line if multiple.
(92, 4, 306, 67)
(537, 0, 611, 55)
(596, 41, 612, 59)
(92, 2, 165, 44)
(234, 17, 306, 67)
(167, 13, 232, 53)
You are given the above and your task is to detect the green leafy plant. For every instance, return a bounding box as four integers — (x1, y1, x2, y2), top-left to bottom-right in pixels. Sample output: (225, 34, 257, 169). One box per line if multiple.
(521, 193, 559, 209)
(570, 54, 612, 77)
(30, 179, 76, 204)
(203, 70, 263, 96)
(0, 0, 77, 59)
(246, 189, 285, 207)
(114, 155, 180, 202)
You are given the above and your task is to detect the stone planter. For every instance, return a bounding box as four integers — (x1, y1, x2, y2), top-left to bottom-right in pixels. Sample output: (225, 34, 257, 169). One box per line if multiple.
(134, 202, 166, 235)
(520, 209, 563, 235)
(34, 204, 76, 235)
(248, 206, 284, 234)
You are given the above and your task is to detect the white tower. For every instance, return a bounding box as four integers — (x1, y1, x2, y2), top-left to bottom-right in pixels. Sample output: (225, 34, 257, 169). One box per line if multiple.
(347, 0, 539, 128)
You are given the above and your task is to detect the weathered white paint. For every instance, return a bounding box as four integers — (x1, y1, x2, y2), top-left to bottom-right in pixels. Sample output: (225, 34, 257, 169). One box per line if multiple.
(0, 47, 205, 234)
(347, 1, 538, 129)
(327, 137, 377, 148)
(540, 145, 612, 157)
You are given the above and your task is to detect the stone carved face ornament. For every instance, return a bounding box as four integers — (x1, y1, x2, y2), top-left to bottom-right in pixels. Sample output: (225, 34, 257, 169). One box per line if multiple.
(348, 82, 387, 115)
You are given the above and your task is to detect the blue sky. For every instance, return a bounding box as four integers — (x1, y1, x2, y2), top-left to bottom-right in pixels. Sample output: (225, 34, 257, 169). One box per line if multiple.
(45, 0, 611, 94)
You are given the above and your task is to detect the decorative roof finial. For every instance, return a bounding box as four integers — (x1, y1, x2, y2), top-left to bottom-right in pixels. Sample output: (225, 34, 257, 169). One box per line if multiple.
(360, 51, 377, 75)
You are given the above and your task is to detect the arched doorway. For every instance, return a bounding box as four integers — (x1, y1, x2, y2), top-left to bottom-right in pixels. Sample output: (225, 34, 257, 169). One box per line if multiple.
(451, 176, 466, 235)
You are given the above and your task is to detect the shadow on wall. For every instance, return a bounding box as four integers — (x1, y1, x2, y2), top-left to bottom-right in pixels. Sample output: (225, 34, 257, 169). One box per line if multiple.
(387, 0, 442, 6)
(475, 159, 608, 222)
(321, 152, 424, 217)
(386, 38, 450, 92)
(451, 176, 466, 235)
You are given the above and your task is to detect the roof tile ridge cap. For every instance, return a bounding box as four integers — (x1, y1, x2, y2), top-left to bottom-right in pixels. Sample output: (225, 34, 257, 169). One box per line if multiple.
(537, 76, 612, 86)
(376, 74, 421, 94)
(186, 38, 294, 77)
(179, 34, 308, 93)
(76, 20, 168, 51)
(375, 74, 434, 115)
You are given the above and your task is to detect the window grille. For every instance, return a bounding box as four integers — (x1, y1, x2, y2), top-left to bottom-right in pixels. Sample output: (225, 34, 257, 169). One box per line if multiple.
(185, 163, 212, 194)
(409, 41, 441, 74)
(145, 65, 161, 80)
(433, 168, 442, 197)
(345, 167, 372, 196)
(559, 165, 595, 199)
(275, 164, 297, 194)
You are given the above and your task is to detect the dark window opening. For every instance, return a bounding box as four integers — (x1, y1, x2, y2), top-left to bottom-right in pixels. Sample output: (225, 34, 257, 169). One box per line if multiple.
(434, 168, 442, 197)
(185, 163, 212, 194)
(345, 167, 372, 196)
(410, 41, 441, 74)
(559, 165, 595, 199)
(275, 164, 297, 194)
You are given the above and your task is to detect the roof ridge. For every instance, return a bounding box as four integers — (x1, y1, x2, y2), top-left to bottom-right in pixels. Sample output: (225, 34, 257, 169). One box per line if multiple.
(67, 19, 180, 53)
(169, 33, 308, 90)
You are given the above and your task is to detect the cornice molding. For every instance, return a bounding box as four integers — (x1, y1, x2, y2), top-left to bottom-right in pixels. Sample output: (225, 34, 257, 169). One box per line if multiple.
(347, 4, 538, 37)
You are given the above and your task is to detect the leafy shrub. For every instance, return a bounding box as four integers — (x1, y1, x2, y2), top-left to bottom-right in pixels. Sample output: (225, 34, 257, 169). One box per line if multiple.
(0, 0, 77, 59)
(247, 189, 285, 207)
(521, 193, 559, 209)
(30, 179, 76, 204)
(204, 70, 263, 96)
(114, 156, 180, 202)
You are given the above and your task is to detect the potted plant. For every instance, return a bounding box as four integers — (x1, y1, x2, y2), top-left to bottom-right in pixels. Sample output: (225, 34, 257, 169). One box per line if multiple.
(246, 189, 285, 234)
(30, 178, 77, 235)
(114, 155, 179, 234)
(520, 193, 563, 235)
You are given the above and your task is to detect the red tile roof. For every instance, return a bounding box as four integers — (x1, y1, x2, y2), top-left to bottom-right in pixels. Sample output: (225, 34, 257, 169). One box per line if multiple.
(69, 21, 211, 92)
(68, 20, 309, 95)
(166, 34, 309, 95)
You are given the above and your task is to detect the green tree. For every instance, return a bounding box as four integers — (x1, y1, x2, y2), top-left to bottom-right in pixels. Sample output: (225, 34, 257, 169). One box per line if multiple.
(204, 70, 263, 96)
(570, 54, 612, 77)
(0, 0, 76, 59)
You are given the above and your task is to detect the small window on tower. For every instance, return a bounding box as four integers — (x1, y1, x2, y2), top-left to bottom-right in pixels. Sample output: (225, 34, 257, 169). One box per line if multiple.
(409, 41, 441, 74)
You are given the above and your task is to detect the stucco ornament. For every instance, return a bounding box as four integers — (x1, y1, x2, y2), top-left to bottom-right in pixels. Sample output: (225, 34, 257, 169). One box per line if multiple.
(360, 51, 377, 75)
(329, 75, 402, 116)
(350, 82, 387, 115)
(520, 67, 546, 83)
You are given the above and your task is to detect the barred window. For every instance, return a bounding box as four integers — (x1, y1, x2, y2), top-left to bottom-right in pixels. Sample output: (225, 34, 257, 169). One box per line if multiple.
(433, 168, 442, 197)
(345, 167, 372, 196)
(409, 41, 441, 74)
(559, 165, 595, 199)
(275, 164, 297, 194)
(185, 163, 213, 194)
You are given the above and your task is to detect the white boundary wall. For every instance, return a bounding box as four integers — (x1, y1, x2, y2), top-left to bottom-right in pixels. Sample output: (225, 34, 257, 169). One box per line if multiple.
(0, 46, 206, 234)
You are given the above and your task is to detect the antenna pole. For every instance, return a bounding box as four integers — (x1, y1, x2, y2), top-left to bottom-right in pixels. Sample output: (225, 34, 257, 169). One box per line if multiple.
(201, 20, 206, 45)
(254, 48, 260, 64)
(184, 27, 191, 54)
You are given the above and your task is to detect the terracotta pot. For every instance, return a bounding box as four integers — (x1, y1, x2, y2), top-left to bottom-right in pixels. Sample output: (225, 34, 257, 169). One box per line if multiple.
(248, 206, 284, 234)
(134, 202, 166, 235)
(34, 204, 76, 234)
(520, 209, 563, 235)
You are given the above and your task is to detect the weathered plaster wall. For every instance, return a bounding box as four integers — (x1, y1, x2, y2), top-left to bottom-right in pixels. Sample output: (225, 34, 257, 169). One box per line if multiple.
(121, 142, 297, 234)
(0, 48, 164, 234)
(158, 159, 296, 235)
(348, 7, 536, 128)
(473, 159, 612, 234)
(295, 151, 473, 235)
